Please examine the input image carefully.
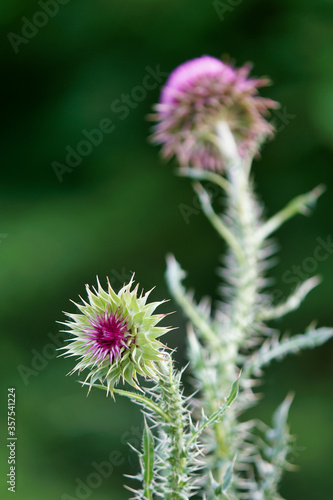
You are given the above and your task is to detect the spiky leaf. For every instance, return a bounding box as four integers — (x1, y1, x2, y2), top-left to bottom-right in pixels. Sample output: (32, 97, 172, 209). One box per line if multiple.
(142, 418, 155, 499)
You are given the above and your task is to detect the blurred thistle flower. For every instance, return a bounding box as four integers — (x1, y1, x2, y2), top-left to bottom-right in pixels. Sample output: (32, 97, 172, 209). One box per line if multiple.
(151, 55, 278, 171)
(60, 276, 170, 394)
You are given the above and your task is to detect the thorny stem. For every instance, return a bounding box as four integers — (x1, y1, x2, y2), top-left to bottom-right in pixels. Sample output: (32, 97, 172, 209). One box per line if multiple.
(156, 356, 189, 500)
(205, 122, 262, 485)
(165, 119, 331, 499)
(216, 123, 261, 349)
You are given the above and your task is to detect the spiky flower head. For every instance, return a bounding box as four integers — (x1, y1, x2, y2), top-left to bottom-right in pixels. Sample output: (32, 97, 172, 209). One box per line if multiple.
(60, 276, 170, 393)
(151, 55, 278, 171)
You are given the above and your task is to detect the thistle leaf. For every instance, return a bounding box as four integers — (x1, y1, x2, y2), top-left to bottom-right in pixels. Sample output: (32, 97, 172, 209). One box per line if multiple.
(272, 393, 293, 445)
(221, 456, 236, 495)
(256, 395, 294, 497)
(226, 376, 241, 406)
(187, 375, 240, 448)
(258, 184, 325, 240)
(210, 457, 236, 498)
(244, 327, 333, 377)
(142, 418, 155, 499)
(166, 254, 217, 343)
(193, 182, 245, 264)
(222, 459, 234, 493)
(258, 276, 321, 321)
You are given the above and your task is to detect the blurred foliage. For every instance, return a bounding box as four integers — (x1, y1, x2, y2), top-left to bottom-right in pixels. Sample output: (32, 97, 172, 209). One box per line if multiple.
(1, 0, 333, 499)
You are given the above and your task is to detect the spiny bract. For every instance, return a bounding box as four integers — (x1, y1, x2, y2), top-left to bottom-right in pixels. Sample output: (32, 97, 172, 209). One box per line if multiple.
(60, 276, 171, 394)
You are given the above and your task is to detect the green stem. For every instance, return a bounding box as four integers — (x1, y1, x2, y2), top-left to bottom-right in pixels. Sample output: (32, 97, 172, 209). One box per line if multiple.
(156, 356, 190, 500)
(222, 142, 260, 346)
(201, 122, 262, 488)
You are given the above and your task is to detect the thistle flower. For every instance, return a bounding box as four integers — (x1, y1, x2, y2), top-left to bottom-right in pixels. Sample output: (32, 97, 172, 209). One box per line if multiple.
(151, 55, 278, 171)
(60, 276, 170, 393)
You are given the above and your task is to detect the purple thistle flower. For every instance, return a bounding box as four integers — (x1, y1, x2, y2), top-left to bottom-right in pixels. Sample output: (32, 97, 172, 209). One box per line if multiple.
(151, 55, 279, 171)
(59, 277, 171, 393)
(85, 309, 130, 365)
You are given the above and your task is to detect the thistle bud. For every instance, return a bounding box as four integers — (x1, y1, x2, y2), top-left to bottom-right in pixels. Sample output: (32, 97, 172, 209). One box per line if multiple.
(60, 276, 170, 393)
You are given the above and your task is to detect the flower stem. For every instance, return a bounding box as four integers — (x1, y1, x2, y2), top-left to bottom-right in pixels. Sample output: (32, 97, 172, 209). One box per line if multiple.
(156, 356, 190, 500)
(200, 122, 263, 489)
(218, 123, 260, 346)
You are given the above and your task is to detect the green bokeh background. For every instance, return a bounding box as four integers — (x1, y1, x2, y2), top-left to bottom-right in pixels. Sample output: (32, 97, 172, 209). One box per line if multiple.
(1, 1, 333, 499)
